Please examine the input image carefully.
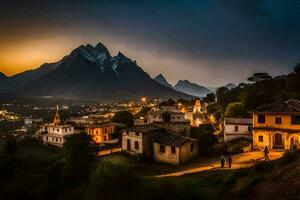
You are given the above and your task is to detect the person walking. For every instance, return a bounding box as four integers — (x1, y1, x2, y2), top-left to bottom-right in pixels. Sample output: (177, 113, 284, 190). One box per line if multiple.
(220, 155, 225, 168)
(264, 146, 270, 162)
(228, 156, 233, 168)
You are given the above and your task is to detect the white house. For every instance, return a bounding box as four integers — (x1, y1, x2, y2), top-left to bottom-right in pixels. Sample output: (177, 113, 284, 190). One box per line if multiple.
(224, 118, 252, 142)
(122, 126, 164, 156)
(37, 109, 75, 147)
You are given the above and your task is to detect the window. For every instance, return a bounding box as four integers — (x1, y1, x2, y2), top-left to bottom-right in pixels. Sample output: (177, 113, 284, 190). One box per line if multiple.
(248, 126, 252, 132)
(234, 126, 239, 132)
(46, 137, 48, 141)
(190, 143, 194, 152)
(105, 128, 107, 133)
(258, 135, 263, 142)
(257, 115, 265, 123)
(135, 132, 140, 136)
(57, 129, 59, 132)
(275, 117, 282, 124)
(96, 130, 98, 135)
(134, 141, 139, 150)
(160, 145, 166, 153)
(177, 117, 180, 119)
(126, 130, 129, 134)
(171, 146, 176, 154)
(291, 115, 300, 125)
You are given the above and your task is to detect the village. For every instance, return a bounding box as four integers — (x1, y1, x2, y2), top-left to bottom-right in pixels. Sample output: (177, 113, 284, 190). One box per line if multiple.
(25, 96, 300, 168)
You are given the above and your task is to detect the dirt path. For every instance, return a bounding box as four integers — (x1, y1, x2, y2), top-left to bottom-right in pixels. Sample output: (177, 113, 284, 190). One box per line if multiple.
(156, 151, 283, 177)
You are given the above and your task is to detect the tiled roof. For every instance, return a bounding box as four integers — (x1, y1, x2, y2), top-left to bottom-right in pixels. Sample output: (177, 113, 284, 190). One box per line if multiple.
(152, 132, 197, 147)
(225, 118, 252, 125)
(125, 125, 163, 133)
(253, 99, 300, 114)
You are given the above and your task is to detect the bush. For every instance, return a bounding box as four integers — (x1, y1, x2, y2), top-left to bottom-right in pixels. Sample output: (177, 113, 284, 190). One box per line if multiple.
(226, 138, 252, 154)
(279, 150, 299, 165)
(191, 126, 218, 156)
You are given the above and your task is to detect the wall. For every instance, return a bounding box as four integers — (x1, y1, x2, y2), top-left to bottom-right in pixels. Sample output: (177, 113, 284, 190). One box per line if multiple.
(179, 141, 199, 164)
(224, 124, 252, 142)
(153, 121, 191, 137)
(122, 130, 143, 154)
(253, 114, 300, 130)
(153, 143, 179, 165)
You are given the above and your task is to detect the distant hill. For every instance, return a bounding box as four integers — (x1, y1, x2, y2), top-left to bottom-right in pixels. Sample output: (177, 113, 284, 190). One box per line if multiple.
(174, 80, 212, 97)
(153, 74, 172, 88)
(2, 43, 191, 99)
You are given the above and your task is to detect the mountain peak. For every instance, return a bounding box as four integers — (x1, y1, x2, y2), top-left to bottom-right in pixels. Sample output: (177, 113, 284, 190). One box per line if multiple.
(70, 43, 111, 65)
(174, 79, 211, 97)
(154, 74, 172, 88)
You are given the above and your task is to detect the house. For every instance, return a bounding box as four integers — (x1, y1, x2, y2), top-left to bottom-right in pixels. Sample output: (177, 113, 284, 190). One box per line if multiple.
(84, 122, 116, 144)
(146, 99, 191, 136)
(122, 125, 165, 157)
(252, 99, 300, 151)
(37, 108, 75, 147)
(152, 132, 198, 165)
(224, 118, 252, 142)
(185, 99, 208, 127)
(159, 98, 178, 112)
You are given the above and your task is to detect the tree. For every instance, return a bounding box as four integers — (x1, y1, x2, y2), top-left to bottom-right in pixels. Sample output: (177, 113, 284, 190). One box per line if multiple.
(225, 102, 250, 118)
(63, 133, 97, 184)
(162, 112, 171, 122)
(111, 111, 134, 127)
(136, 107, 151, 118)
(204, 93, 216, 103)
(86, 161, 140, 200)
(216, 87, 229, 102)
(190, 126, 218, 156)
(294, 63, 300, 73)
(247, 73, 272, 82)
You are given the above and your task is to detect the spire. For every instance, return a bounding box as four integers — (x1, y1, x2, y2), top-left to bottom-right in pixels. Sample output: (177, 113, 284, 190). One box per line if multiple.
(54, 105, 61, 126)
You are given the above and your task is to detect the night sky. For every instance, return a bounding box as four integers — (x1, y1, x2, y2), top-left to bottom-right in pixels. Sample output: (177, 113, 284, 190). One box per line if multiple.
(1, 0, 300, 86)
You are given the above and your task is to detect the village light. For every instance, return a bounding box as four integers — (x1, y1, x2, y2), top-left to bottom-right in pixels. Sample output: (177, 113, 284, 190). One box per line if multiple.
(141, 97, 146, 102)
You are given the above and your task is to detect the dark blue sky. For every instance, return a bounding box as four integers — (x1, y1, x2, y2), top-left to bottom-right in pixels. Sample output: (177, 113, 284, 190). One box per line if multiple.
(1, 0, 300, 86)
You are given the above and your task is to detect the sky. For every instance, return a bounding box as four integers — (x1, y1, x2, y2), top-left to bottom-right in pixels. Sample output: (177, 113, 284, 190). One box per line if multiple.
(0, 0, 299, 86)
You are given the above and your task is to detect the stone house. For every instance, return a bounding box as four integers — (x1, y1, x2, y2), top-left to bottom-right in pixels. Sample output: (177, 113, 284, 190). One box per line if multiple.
(152, 132, 198, 165)
(252, 99, 300, 151)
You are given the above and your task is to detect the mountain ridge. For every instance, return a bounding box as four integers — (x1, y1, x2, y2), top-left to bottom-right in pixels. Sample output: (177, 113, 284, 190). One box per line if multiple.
(174, 80, 212, 97)
(2, 43, 191, 99)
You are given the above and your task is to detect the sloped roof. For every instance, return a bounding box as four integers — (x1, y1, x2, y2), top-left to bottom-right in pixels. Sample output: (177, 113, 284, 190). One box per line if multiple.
(152, 132, 197, 147)
(225, 118, 252, 125)
(253, 99, 300, 114)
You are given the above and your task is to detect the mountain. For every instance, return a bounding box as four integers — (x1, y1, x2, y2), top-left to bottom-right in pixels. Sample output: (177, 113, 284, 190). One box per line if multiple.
(13, 43, 190, 99)
(174, 80, 212, 97)
(0, 62, 60, 93)
(153, 74, 172, 88)
(0, 72, 7, 80)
